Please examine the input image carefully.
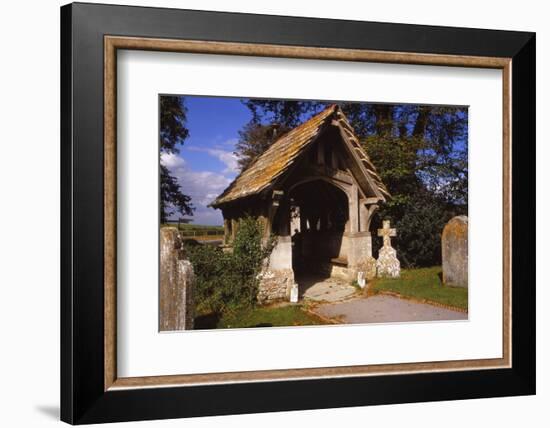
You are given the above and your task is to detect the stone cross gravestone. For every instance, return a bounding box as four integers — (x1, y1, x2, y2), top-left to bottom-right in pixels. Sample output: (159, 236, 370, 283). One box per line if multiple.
(442, 216, 468, 288)
(159, 227, 195, 331)
(376, 220, 401, 278)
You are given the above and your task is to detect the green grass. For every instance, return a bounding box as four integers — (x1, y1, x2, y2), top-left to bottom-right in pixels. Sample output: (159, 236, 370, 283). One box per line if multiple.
(195, 304, 329, 329)
(370, 266, 468, 311)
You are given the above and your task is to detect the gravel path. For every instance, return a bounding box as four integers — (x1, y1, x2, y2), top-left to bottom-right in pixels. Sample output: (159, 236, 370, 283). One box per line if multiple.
(315, 294, 467, 324)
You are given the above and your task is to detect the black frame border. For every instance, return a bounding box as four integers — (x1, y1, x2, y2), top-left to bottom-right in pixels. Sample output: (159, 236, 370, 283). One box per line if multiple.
(61, 2, 535, 424)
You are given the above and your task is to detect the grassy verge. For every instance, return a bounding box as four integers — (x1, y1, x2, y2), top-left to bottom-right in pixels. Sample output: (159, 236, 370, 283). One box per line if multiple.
(195, 304, 330, 329)
(369, 266, 468, 311)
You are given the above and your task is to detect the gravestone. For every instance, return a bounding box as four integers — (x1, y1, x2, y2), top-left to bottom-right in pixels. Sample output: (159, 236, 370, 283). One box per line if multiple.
(160, 227, 195, 331)
(442, 216, 468, 288)
(376, 220, 401, 278)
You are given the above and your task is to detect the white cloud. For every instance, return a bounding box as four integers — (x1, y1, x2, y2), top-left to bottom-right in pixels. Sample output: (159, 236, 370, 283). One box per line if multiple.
(162, 152, 230, 225)
(210, 149, 240, 174)
(187, 145, 240, 174)
(160, 152, 185, 169)
(177, 170, 231, 207)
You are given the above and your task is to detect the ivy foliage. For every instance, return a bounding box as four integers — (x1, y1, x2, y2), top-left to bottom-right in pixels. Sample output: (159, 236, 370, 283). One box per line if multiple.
(185, 217, 275, 315)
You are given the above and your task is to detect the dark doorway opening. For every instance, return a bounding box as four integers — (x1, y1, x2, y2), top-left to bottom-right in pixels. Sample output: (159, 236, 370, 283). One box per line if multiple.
(289, 180, 349, 282)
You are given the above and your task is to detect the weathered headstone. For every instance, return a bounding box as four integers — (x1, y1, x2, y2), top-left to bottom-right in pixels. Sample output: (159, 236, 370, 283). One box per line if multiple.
(376, 220, 400, 278)
(442, 216, 468, 288)
(160, 227, 195, 331)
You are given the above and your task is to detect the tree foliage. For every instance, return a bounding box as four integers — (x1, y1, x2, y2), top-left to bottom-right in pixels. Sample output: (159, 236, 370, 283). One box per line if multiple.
(242, 99, 324, 128)
(160, 96, 190, 152)
(236, 99, 468, 267)
(159, 96, 194, 223)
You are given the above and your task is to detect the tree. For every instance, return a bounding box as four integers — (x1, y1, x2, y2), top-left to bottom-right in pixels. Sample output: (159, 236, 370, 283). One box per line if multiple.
(242, 99, 324, 128)
(363, 104, 467, 266)
(159, 96, 194, 223)
(418, 106, 468, 204)
(365, 130, 457, 267)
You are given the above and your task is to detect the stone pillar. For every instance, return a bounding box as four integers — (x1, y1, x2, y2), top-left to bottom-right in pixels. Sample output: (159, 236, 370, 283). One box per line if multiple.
(257, 236, 295, 303)
(258, 202, 297, 303)
(442, 216, 468, 287)
(159, 227, 195, 331)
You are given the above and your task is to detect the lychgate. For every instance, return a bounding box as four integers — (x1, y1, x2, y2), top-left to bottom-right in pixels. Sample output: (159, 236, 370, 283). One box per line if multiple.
(211, 105, 390, 302)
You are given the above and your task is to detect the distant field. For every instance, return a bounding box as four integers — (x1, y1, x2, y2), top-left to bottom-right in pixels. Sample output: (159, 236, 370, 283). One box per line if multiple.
(161, 223, 224, 239)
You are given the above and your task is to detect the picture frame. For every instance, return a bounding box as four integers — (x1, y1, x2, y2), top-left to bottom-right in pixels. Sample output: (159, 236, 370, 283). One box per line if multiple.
(60, 2, 535, 424)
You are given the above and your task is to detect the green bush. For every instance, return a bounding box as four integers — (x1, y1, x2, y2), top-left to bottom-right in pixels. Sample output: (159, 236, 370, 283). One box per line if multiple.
(184, 217, 274, 315)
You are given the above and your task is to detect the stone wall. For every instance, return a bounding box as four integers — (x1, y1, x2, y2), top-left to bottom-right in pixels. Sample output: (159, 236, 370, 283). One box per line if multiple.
(257, 235, 294, 303)
(257, 268, 294, 303)
(159, 227, 195, 331)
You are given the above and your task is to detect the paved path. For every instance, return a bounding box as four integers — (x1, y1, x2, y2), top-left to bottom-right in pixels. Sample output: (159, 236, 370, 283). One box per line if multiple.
(299, 276, 357, 302)
(298, 274, 467, 324)
(315, 294, 467, 324)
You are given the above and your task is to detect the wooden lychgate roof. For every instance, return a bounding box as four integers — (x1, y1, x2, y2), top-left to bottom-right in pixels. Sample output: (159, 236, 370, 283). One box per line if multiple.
(212, 105, 389, 207)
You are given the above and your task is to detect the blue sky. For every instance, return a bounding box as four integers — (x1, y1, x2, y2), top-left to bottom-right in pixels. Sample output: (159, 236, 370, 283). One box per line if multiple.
(161, 96, 251, 225)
